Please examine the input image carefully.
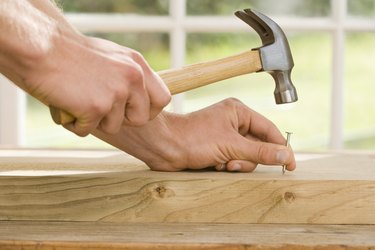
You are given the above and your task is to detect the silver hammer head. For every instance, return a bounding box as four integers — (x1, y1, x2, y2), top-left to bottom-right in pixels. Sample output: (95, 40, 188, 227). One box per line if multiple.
(235, 9, 298, 104)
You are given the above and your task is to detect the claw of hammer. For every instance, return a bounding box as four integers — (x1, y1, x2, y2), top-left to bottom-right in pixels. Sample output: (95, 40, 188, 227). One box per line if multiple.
(235, 9, 298, 104)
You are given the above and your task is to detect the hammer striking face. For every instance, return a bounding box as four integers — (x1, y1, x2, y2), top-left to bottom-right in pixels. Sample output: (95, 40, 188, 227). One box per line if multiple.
(50, 9, 298, 126)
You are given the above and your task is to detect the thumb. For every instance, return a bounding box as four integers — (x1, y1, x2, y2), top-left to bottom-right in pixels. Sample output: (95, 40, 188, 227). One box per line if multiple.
(232, 135, 295, 167)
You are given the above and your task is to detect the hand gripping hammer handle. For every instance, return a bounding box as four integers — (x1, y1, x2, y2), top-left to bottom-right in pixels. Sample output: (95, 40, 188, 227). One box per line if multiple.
(49, 50, 263, 125)
(50, 8, 298, 125)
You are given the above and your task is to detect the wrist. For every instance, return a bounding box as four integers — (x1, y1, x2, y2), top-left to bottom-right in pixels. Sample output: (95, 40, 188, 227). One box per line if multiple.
(93, 111, 187, 171)
(20, 25, 87, 94)
(0, 0, 86, 93)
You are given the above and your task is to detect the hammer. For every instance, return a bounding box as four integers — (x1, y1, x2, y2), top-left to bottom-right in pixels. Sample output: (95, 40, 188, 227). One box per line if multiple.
(50, 9, 298, 125)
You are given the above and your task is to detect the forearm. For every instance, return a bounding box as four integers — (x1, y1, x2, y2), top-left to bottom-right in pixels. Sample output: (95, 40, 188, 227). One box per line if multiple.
(0, 0, 58, 86)
(0, 0, 85, 93)
(28, 0, 79, 33)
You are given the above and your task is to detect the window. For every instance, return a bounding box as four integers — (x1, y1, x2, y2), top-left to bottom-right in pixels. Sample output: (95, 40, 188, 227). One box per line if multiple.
(1, 0, 374, 150)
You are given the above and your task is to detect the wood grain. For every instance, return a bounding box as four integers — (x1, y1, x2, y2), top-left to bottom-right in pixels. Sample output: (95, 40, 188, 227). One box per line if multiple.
(159, 50, 262, 94)
(1, 222, 375, 250)
(1, 150, 375, 224)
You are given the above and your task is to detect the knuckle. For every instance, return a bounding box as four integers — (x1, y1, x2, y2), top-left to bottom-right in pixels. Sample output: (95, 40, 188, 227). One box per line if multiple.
(74, 130, 90, 137)
(64, 124, 91, 137)
(129, 50, 145, 63)
(256, 143, 270, 163)
(112, 84, 128, 101)
(124, 63, 145, 86)
(221, 97, 243, 109)
(89, 100, 109, 117)
(162, 93, 172, 106)
(153, 92, 171, 109)
(128, 50, 150, 72)
(148, 74, 171, 109)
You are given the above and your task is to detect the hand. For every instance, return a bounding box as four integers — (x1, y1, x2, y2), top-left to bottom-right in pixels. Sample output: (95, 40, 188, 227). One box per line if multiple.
(93, 98, 296, 172)
(25, 34, 171, 136)
(0, 0, 171, 137)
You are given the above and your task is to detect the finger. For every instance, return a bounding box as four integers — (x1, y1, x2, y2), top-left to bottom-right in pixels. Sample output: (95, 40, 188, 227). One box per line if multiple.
(215, 163, 227, 171)
(123, 90, 150, 126)
(146, 72, 171, 120)
(236, 104, 285, 145)
(285, 147, 297, 171)
(232, 134, 295, 167)
(63, 117, 101, 137)
(98, 101, 126, 134)
(226, 160, 257, 172)
(131, 53, 171, 119)
(250, 112, 284, 144)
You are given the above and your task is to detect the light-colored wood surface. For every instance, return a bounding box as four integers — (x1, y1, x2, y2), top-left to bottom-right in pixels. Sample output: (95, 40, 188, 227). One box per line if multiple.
(1, 150, 375, 224)
(1, 222, 375, 250)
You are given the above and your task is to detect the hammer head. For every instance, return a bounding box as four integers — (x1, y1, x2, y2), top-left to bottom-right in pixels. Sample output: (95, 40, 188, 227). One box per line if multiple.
(235, 9, 298, 104)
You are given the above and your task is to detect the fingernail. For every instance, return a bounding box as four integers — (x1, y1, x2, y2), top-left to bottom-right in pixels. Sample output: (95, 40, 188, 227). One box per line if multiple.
(231, 163, 241, 171)
(217, 163, 226, 171)
(276, 150, 289, 164)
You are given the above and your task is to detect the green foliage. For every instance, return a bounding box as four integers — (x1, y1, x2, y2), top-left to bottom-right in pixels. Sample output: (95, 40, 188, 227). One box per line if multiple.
(58, 0, 169, 14)
(293, 0, 330, 16)
(186, 0, 331, 17)
(58, 0, 374, 17)
(348, 0, 375, 17)
(186, 33, 260, 61)
(186, 0, 253, 15)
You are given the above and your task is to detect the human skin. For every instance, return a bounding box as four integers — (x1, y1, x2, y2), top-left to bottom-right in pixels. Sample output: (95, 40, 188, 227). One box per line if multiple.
(1, 1, 296, 172)
(94, 98, 296, 172)
(0, 0, 171, 137)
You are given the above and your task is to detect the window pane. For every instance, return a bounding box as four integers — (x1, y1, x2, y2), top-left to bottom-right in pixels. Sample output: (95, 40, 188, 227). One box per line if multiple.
(348, 0, 375, 17)
(185, 32, 332, 150)
(344, 33, 375, 149)
(25, 33, 170, 148)
(59, 0, 169, 15)
(187, 0, 330, 17)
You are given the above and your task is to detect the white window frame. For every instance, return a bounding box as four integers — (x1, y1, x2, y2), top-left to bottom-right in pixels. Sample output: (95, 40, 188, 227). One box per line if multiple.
(1, 0, 375, 148)
(0, 76, 25, 147)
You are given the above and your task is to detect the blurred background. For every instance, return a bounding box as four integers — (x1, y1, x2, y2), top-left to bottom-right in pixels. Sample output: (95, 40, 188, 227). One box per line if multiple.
(1, 0, 375, 151)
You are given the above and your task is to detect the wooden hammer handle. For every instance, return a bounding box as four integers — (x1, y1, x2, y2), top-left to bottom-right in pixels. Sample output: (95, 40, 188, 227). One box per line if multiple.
(161, 50, 261, 94)
(50, 50, 262, 125)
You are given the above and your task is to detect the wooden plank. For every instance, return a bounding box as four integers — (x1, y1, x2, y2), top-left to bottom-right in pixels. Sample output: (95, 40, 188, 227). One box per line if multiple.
(1, 221, 375, 249)
(0, 150, 375, 224)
